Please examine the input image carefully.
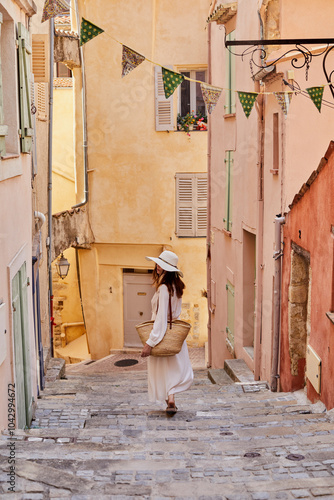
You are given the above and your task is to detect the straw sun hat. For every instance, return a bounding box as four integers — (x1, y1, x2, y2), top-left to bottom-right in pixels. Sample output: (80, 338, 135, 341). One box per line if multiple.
(146, 250, 183, 277)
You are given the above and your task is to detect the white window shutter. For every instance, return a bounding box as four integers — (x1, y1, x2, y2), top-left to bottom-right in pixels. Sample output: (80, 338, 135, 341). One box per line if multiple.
(32, 34, 49, 83)
(195, 174, 207, 237)
(176, 174, 195, 237)
(155, 66, 174, 131)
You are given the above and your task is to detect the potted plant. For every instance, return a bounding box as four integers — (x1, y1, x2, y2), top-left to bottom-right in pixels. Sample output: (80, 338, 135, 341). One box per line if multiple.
(177, 111, 207, 134)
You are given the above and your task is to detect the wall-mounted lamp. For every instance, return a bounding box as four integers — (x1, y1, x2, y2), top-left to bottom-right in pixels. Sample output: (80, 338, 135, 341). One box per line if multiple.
(55, 253, 70, 279)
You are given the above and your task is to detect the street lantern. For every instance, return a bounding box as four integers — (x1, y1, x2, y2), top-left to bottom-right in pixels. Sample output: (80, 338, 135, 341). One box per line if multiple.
(55, 253, 70, 279)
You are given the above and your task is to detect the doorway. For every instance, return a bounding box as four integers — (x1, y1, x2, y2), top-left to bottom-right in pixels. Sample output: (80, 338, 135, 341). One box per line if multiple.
(243, 230, 256, 358)
(123, 272, 155, 347)
(288, 243, 311, 378)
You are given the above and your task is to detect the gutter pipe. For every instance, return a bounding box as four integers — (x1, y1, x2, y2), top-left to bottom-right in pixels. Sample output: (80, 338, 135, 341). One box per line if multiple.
(206, 21, 212, 368)
(48, 18, 54, 357)
(72, 0, 88, 209)
(271, 215, 285, 391)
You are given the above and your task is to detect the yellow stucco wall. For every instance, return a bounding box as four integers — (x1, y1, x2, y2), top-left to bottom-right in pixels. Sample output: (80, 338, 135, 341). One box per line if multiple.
(52, 86, 86, 354)
(75, 0, 210, 359)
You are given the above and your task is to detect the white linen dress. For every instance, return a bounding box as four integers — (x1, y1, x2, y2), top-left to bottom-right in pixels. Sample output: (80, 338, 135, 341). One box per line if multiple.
(146, 284, 193, 403)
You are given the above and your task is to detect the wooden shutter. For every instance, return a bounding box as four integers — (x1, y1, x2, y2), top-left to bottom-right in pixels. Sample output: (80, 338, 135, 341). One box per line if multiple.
(36, 83, 47, 121)
(32, 34, 49, 83)
(17, 23, 33, 153)
(30, 76, 37, 175)
(0, 13, 8, 156)
(224, 151, 233, 231)
(176, 174, 194, 236)
(226, 281, 235, 351)
(176, 173, 207, 237)
(195, 174, 207, 237)
(225, 31, 236, 114)
(155, 66, 174, 131)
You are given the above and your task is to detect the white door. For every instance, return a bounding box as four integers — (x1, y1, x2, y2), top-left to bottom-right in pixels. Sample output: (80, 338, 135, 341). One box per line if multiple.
(123, 273, 155, 347)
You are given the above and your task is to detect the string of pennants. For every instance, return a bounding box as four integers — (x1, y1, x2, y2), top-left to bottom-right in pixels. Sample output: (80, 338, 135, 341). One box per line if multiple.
(42, 0, 327, 118)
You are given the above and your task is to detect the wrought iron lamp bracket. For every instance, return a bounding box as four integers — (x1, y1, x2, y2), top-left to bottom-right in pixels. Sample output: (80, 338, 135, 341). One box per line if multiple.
(225, 38, 334, 99)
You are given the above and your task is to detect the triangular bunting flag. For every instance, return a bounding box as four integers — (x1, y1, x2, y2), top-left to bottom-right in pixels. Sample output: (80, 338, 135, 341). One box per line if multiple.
(162, 68, 184, 99)
(306, 86, 324, 112)
(200, 83, 222, 114)
(237, 92, 258, 118)
(122, 45, 145, 78)
(41, 0, 69, 23)
(80, 18, 104, 46)
(274, 92, 292, 117)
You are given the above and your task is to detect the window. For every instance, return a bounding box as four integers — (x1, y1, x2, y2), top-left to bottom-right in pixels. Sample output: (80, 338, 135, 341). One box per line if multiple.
(0, 7, 19, 157)
(271, 112, 279, 174)
(225, 31, 236, 115)
(179, 70, 206, 117)
(175, 173, 207, 237)
(56, 62, 72, 78)
(223, 151, 233, 232)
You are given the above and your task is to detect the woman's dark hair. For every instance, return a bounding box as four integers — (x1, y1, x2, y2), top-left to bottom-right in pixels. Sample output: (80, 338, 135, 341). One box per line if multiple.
(152, 265, 185, 298)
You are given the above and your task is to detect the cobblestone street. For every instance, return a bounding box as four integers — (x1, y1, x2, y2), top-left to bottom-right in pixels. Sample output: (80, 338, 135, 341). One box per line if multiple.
(1, 350, 334, 499)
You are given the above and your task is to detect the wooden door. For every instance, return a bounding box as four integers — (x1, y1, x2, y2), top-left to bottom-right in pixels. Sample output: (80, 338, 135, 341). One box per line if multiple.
(12, 263, 33, 428)
(123, 273, 155, 348)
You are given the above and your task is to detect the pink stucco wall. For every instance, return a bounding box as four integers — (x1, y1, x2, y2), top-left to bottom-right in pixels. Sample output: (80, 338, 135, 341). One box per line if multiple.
(280, 142, 334, 409)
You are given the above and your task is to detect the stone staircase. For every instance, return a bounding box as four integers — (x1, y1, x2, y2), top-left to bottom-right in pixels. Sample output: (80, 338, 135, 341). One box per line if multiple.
(1, 359, 334, 499)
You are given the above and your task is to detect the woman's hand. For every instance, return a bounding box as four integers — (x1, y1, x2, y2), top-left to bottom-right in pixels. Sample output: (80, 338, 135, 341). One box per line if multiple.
(141, 344, 152, 357)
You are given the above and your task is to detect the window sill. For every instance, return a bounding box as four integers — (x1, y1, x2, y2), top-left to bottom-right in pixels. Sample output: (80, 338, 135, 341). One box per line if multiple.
(270, 169, 279, 175)
(222, 228, 232, 237)
(224, 113, 236, 119)
(1, 153, 20, 161)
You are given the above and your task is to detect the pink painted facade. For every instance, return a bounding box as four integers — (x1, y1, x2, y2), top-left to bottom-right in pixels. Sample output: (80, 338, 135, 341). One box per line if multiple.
(280, 142, 334, 409)
(207, 0, 334, 385)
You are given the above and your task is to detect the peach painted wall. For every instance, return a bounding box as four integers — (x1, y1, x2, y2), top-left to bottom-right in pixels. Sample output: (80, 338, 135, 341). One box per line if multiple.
(281, 142, 334, 409)
(208, 0, 334, 383)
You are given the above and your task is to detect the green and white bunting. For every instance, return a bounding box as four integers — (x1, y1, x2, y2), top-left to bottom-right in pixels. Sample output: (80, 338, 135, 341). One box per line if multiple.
(41, 0, 69, 23)
(122, 45, 145, 78)
(274, 92, 293, 117)
(80, 18, 104, 46)
(162, 68, 184, 99)
(306, 86, 324, 113)
(237, 92, 258, 118)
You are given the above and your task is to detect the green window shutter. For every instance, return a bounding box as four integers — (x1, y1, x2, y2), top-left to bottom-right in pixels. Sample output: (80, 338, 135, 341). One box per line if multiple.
(17, 22, 33, 153)
(225, 31, 236, 115)
(0, 13, 8, 156)
(226, 281, 235, 351)
(155, 66, 174, 131)
(224, 151, 233, 232)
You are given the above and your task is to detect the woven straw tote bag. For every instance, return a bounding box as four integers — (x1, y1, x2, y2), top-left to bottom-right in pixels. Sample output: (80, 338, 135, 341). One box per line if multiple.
(136, 319, 191, 356)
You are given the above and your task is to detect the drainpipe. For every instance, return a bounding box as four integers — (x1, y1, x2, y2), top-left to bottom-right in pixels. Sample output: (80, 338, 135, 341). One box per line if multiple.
(34, 211, 46, 231)
(47, 18, 54, 358)
(206, 20, 212, 368)
(253, 10, 265, 381)
(271, 215, 285, 391)
(72, 0, 88, 208)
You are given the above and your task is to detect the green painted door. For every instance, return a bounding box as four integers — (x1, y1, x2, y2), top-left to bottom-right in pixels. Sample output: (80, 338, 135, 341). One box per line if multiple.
(12, 263, 33, 428)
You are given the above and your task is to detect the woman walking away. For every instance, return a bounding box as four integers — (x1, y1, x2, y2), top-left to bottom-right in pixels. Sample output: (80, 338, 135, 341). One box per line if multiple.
(141, 250, 193, 415)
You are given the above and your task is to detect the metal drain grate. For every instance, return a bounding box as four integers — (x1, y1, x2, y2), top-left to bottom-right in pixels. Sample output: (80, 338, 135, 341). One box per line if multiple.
(241, 382, 269, 393)
(114, 359, 139, 367)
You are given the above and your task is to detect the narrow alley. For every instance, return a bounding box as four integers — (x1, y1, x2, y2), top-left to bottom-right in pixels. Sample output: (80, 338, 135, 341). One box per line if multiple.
(1, 351, 334, 500)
